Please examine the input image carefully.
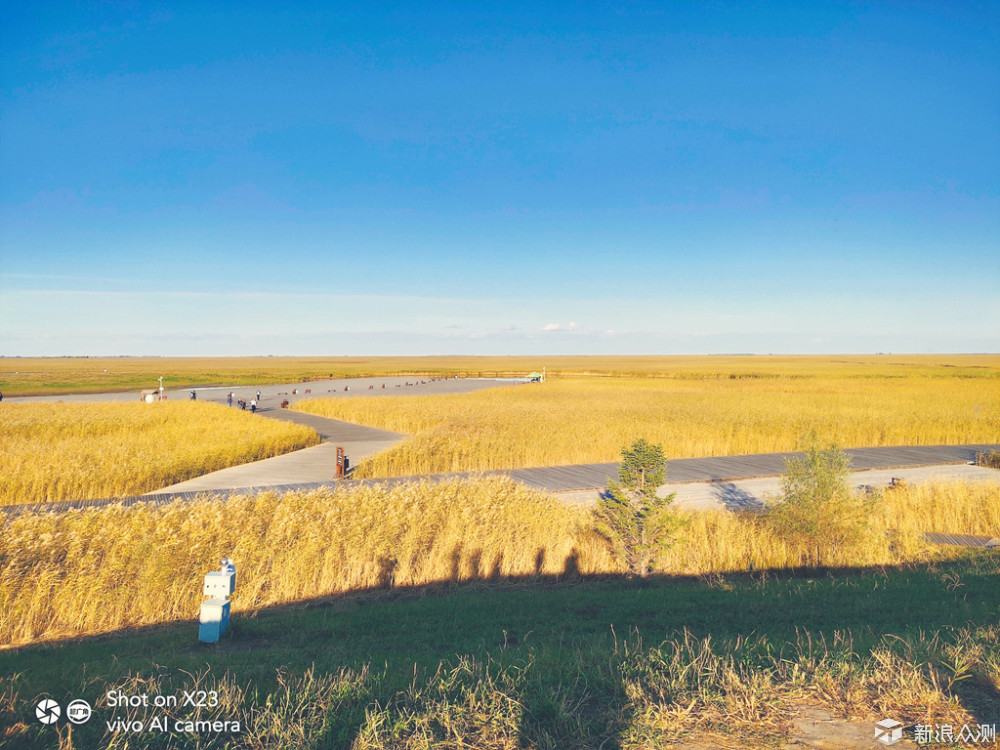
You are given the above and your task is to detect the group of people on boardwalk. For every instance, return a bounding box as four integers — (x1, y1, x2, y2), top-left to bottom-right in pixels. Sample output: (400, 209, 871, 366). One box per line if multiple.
(228, 391, 259, 413)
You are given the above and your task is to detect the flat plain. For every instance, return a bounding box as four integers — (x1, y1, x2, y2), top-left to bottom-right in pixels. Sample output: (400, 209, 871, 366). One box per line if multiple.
(293, 356, 1000, 476)
(1, 354, 998, 749)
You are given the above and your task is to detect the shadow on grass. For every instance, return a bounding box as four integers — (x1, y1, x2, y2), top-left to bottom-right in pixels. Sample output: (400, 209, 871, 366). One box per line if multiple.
(2, 551, 999, 748)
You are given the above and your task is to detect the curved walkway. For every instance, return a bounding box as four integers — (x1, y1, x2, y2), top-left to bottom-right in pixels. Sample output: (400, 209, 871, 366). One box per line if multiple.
(5, 441, 998, 518)
(4, 375, 515, 496)
(151, 439, 1000, 499)
(148, 410, 405, 493)
(5, 376, 998, 518)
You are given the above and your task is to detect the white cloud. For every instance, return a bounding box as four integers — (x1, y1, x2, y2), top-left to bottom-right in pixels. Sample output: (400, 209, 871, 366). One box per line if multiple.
(541, 322, 579, 332)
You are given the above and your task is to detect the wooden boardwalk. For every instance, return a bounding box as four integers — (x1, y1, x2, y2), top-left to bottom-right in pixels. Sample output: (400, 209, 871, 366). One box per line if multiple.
(924, 532, 1000, 548)
(509, 444, 1000, 492)
(259, 407, 405, 443)
(5, 443, 997, 517)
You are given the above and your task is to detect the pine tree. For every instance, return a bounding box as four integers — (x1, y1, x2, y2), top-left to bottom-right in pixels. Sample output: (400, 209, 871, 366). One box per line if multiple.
(596, 439, 679, 576)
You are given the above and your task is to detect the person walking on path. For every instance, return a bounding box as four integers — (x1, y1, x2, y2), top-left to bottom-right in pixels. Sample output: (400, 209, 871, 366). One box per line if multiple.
(227, 393, 233, 407)
(250, 398, 257, 414)
(256, 390, 261, 402)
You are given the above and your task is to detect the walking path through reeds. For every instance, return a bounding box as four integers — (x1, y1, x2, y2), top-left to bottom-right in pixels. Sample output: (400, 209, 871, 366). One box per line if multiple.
(5, 429, 997, 518)
(6, 375, 997, 518)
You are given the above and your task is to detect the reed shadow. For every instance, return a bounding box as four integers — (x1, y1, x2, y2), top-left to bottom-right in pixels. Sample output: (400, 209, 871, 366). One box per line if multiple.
(712, 481, 764, 511)
(4, 555, 1000, 747)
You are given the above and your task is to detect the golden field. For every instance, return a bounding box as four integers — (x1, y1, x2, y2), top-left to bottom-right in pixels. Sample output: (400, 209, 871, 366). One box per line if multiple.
(295, 363, 1000, 477)
(1, 354, 581, 396)
(2, 477, 997, 647)
(3, 353, 996, 396)
(0, 479, 596, 646)
(0, 401, 319, 506)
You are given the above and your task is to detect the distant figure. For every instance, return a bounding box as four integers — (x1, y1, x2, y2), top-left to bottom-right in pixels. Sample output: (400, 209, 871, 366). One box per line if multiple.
(190, 390, 197, 400)
(256, 390, 261, 401)
(1, 390, 5, 401)
(227, 393, 233, 407)
(250, 398, 257, 413)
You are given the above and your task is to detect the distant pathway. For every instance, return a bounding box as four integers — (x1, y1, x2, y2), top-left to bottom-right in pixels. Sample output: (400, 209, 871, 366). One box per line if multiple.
(4, 374, 527, 407)
(5, 375, 514, 496)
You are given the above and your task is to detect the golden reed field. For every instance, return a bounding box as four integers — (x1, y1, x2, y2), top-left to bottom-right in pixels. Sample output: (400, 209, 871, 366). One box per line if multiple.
(0, 355, 671, 396)
(2, 477, 997, 647)
(3, 353, 996, 396)
(0, 401, 319, 506)
(294, 358, 1000, 477)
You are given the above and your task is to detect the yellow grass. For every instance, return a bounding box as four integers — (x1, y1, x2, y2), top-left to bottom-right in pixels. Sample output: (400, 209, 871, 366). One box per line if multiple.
(662, 479, 1000, 574)
(296, 368, 1000, 477)
(3, 353, 996, 396)
(1, 477, 995, 647)
(0, 478, 605, 645)
(0, 401, 319, 506)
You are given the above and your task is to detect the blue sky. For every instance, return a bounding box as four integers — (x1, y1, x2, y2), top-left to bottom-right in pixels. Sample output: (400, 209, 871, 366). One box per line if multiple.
(2, 2, 997, 356)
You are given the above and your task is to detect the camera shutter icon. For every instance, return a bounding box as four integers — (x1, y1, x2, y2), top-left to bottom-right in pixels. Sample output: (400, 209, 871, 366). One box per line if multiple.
(35, 699, 60, 725)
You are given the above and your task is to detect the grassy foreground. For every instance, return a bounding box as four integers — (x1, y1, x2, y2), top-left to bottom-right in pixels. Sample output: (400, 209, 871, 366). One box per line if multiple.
(1, 478, 999, 747)
(3, 478, 999, 647)
(0, 402, 319, 506)
(2, 556, 998, 748)
(296, 369, 1000, 476)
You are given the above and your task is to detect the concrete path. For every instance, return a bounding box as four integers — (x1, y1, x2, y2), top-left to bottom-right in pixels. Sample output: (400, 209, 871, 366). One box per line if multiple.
(7, 375, 522, 495)
(151, 413, 404, 492)
(507, 444, 1000, 490)
(555, 463, 1000, 509)
(4, 375, 528, 406)
(6, 448, 999, 519)
(5, 378, 999, 516)
(150, 436, 1000, 502)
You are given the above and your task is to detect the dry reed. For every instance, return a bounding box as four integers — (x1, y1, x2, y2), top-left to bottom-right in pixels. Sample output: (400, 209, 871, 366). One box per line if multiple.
(296, 373, 1000, 477)
(0, 478, 609, 646)
(1, 478, 995, 648)
(0, 401, 319, 505)
(3, 353, 996, 396)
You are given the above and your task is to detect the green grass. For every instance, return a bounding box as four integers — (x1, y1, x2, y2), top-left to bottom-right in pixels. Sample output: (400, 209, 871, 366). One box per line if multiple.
(3, 553, 999, 748)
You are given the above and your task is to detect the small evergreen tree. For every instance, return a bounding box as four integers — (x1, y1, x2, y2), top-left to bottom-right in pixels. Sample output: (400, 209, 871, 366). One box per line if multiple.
(596, 439, 679, 577)
(768, 439, 873, 566)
